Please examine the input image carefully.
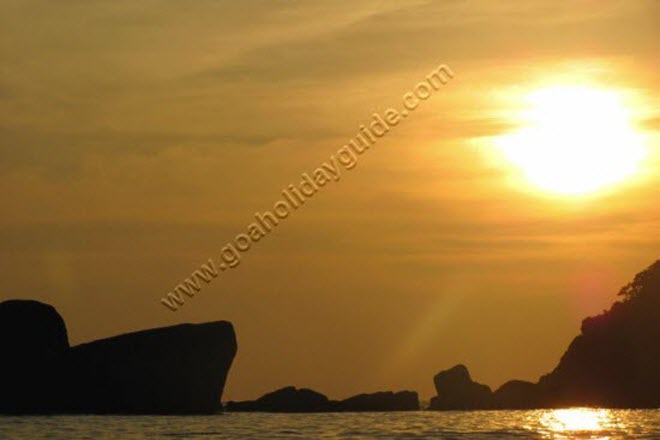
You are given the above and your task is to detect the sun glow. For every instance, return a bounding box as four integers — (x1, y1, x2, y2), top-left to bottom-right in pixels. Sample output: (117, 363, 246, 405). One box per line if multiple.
(495, 86, 647, 196)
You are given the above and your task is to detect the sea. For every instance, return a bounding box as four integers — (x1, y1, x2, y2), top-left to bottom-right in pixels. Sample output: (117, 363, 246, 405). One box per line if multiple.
(1, 408, 659, 439)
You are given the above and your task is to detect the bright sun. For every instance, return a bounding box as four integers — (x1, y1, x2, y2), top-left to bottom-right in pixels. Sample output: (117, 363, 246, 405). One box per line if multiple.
(495, 86, 647, 196)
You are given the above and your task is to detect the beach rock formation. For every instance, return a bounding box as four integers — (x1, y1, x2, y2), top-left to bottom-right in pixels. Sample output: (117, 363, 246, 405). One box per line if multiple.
(493, 380, 540, 409)
(67, 321, 237, 414)
(0, 300, 70, 413)
(429, 260, 660, 410)
(429, 365, 493, 410)
(226, 386, 331, 412)
(537, 260, 660, 408)
(0, 299, 237, 414)
(226, 388, 420, 412)
(338, 391, 419, 412)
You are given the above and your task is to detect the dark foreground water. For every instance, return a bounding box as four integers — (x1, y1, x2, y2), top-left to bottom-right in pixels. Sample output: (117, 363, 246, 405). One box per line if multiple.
(1, 408, 659, 439)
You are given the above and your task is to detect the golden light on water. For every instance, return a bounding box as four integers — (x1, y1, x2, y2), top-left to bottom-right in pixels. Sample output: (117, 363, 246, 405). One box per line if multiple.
(494, 85, 648, 196)
(537, 408, 625, 439)
(542, 408, 608, 432)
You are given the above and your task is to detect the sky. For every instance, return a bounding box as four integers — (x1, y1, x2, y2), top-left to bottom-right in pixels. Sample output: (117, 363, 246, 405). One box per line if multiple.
(1, 0, 659, 401)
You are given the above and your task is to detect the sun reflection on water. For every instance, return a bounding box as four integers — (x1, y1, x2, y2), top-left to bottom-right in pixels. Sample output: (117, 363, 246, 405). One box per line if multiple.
(538, 408, 619, 439)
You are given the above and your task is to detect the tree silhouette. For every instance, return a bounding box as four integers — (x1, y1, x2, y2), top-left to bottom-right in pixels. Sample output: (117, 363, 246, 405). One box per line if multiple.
(617, 260, 660, 302)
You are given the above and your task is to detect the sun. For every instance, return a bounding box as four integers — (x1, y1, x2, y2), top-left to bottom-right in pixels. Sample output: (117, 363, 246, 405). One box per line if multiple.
(495, 86, 647, 196)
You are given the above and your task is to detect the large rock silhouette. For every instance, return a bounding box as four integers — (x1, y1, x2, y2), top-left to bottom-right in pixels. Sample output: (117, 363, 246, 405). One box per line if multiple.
(0, 300, 237, 414)
(538, 260, 660, 408)
(0, 300, 70, 413)
(429, 260, 660, 410)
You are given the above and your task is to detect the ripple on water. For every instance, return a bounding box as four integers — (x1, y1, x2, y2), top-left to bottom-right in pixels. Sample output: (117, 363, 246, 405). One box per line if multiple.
(0, 409, 659, 439)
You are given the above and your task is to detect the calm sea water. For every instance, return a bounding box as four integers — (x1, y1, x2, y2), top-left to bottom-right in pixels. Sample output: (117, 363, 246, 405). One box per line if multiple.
(1, 409, 659, 439)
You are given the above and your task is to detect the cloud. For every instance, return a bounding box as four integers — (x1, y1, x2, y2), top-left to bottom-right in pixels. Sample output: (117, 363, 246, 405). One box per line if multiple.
(0, 125, 281, 178)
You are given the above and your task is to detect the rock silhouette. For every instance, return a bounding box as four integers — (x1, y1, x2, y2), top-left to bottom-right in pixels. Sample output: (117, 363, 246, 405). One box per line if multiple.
(226, 387, 419, 412)
(430, 260, 660, 410)
(0, 300, 237, 414)
(338, 391, 419, 412)
(3, 260, 658, 413)
(538, 260, 660, 408)
(0, 300, 70, 413)
(226, 387, 331, 413)
(493, 380, 540, 409)
(429, 365, 493, 410)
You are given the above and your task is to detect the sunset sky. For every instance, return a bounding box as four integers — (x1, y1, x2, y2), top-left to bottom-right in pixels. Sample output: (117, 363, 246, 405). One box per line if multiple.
(1, 1, 658, 401)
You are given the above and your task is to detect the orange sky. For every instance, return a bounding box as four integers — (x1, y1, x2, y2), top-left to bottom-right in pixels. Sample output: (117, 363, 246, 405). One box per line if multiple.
(1, 0, 658, 400)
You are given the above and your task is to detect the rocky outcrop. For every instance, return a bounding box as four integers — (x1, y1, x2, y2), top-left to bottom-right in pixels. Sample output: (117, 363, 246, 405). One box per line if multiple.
(429, 367, 541, 410)
(537, 260, 660, 408)
(429, 365, 493, 410)
(226, 387, 331, 413)
(0, 300, 237, 414)
(226, 388, 420, 412)
(429, 260, 660, 410)
(493, 380, 540, 409)
(0, 300, 70, 413)
(338, 391, 419, 412)
(67, 321, 237, 414)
